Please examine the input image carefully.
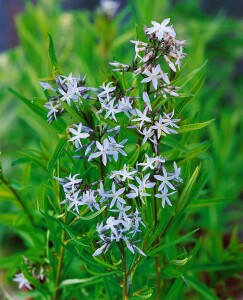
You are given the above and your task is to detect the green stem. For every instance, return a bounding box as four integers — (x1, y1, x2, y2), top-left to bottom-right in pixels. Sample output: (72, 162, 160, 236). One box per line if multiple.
(100, 155, 105, 180)
(121, 244, 128, 300)
(53, 215, 67, 300)
(152, 127, 161, 299)
(153, 184, 161, 300)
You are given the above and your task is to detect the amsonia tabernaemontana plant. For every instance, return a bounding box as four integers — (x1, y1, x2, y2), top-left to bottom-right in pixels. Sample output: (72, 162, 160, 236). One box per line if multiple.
(9, 17, 213, 300)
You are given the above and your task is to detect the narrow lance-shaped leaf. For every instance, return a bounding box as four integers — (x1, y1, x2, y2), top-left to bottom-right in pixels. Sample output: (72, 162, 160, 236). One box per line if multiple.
(59, 100, 84, 124)
(173, 60, 207, 88)
(48, 34, 62, 75)
(9, 88, 48, 120)
(147, 228, 199, 256)
(59, 276, 99, 288)
(178, 119, 215, 133)
(179, 142, 211, 163)
(175, 71, 207, 118)
(186, 276, 220, 300)
(47, 138, 68, 171)
(177, 165, 201, 210)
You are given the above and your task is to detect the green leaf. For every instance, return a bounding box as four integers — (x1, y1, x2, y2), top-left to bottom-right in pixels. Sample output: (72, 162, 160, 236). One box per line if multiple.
(80, 100, 95, 129)
(32, 97, 47, 108)
(8, 88, 65, 132)
(59, 276, 99, 288)
(177, 165, 201, 210)
(188, 198, 231, 209)
(11, 157, 31, 166)
(132, 285, 153, 299)
(186, 276, 219, 300)
(47, 138, 68, 171)
(9, 179, 31, 191)
(78, 251, 107, 272)
(18, 151, 47, 170)
(9, 88, 48, 120)
(171, 256, 192, 266)
(0, 252, 28, 269)
(179, 142, 211, 163)
(78, 206, 106, 220)
(178, 119, 215, 133)
(165, 278, 184, 300)
(128, 144, 140, 167)
(147, 228, 199, 256)
(93, 256, 119, 271)
(103, 277, 114, 300)
(59, 100, 83, 123)
(48, 34, 62, 75)
(161, 136, 189, 153)
(39, 210, 88, 247)
(175, 71, 207, 117)
(174, 60, 207, 88)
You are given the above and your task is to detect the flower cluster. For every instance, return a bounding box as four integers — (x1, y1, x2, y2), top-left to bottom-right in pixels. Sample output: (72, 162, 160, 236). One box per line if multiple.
(93, 209, 146, 257)
(40, 73, 93, 122)
(40, 18, 185, 257)
(55, 173, 100, 214)
(111, 18, 186, 98)
(56, 156, 182, 255)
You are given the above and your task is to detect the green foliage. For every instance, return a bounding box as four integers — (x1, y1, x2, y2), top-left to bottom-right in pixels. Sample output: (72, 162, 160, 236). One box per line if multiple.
(0, 0, 242, 299)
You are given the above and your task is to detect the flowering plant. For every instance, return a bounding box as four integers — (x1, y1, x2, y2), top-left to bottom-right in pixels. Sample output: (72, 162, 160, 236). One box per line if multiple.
(6, 16, 212, 300)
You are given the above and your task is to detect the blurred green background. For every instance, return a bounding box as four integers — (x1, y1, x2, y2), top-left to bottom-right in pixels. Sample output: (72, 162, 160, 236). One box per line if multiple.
(0, 0, 242, 298)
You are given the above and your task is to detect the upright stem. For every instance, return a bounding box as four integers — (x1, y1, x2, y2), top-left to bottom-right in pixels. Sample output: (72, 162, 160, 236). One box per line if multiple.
(154, 184, 161, 300)
(53, 215, 66, 300)
(98, 130, 105, 181)
(120, 243, 128, 300)
(53, 160, 66, 300)
(152, 132, 162, 299)
(100, 156, 105, 180)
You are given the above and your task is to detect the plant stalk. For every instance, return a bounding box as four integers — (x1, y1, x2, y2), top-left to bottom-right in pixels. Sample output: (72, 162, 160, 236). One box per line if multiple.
(53, 218, 66, 300)
(120, 243, 128, 300)
(153, 184, 161, 300)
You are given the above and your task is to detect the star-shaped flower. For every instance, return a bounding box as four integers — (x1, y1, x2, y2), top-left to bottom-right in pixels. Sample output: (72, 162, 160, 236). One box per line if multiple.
(154, 167, 175, 191)
(107, 182, 126, 208)
(141, 65, 169, 90)
(69, 123, 90, 149)
(146, 18, 176, 40)
(13, 273, 32, 290)
(132, 107, 151, 129)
